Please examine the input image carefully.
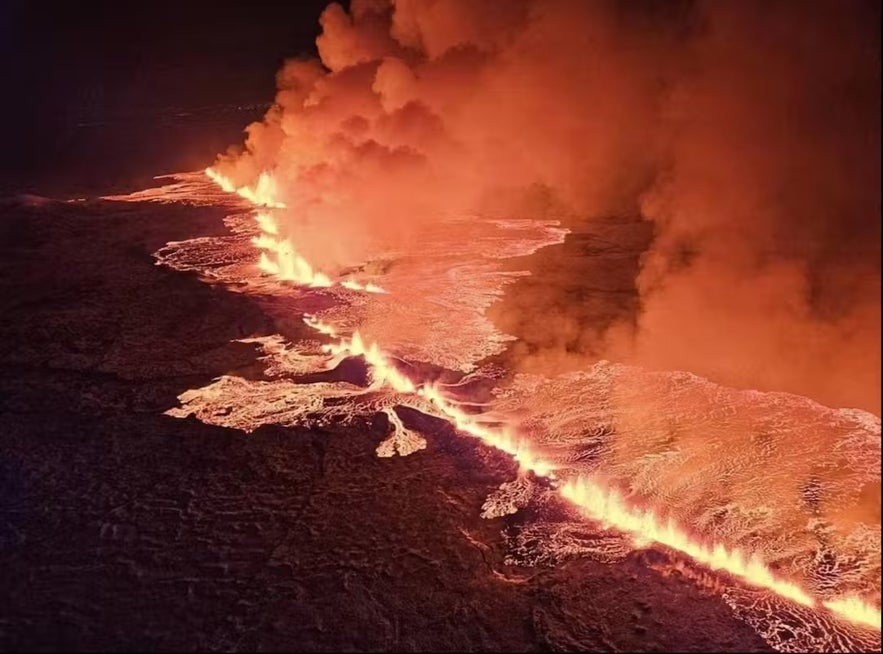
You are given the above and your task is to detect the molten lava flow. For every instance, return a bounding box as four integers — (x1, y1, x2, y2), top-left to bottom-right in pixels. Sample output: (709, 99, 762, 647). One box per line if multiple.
(206, 168, 385, 293)
(561, 479, 882, 631)
(341, 277, 387, 294)
(206, 167, 331, 286)
(301, 314, 550, 476)
(206, 167, 286, 208)
(204, 166, 236, 193)
(237, 172, 287, 208)
(204, 168, 881, 635)
(302, 316, 881, 631)
(254, 212, 278, 235)
(823, 596, 882, 632)
(252, 225, 333, 288)
(561, 478, 815, 605)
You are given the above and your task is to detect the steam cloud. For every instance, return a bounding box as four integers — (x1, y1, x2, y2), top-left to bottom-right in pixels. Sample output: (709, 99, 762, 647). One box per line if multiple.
(212, 0, 881, 413)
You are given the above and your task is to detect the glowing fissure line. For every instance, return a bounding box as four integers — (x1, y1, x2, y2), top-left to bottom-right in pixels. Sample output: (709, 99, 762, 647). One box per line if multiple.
(205, 167, 881, 633)
(299, 320, 880, 631)
(205, 168, 385, 293)
(563, 479, 814, 604)
(206, 167, 287, 209)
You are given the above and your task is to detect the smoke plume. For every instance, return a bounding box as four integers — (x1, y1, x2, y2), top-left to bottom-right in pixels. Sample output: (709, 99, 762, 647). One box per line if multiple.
(607, 0, 881, 414)
(212, 0, 880, 413)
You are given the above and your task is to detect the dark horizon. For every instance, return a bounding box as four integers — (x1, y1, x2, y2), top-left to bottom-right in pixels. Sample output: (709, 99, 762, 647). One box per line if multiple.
(0, 0, 334, 194)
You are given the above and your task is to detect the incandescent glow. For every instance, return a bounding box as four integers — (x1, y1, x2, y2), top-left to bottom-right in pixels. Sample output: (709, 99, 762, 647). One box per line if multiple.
(237, 172, 287, 208)
(304, 314, 881, 631)
(561, 478, 814, 605)
(341, 277, 387, 294)
(561, 478, 882, 631)
(204, 166, 236, 193)
(205, 167, 287, 208)
(205, 168, 386, 293)
(205, 168, 881, 636)
(254, 212, 278, 235)
(301, 317, 548, 475)
(823, 595, 882, 631)
(252, 227, 333, 288)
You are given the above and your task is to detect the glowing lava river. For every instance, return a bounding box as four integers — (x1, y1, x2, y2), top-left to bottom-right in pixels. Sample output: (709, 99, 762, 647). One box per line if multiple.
(105, 170, 881, 652)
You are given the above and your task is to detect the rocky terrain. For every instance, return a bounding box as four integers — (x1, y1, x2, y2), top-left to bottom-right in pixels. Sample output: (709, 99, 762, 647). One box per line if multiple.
(0, 193, 773, 651)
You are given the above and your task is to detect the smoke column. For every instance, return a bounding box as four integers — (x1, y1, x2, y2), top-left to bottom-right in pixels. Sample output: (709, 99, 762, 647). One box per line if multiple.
(609, 0, 882, 414)
(210, 0, 880, 413)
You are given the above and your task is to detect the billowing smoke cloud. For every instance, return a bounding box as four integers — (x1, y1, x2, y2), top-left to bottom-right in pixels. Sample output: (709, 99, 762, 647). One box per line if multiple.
(606, 0, 881, 414)
(212, 0, 880, 413)
(213, 0, 678, 263)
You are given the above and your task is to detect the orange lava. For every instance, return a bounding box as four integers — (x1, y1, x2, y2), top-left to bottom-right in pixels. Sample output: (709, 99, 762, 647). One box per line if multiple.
(206, 168, 385, 293)
(823, 596, 882, 632)
(305, 315, 549, 475)
(562, 478, 814, 601)
(252, 227, 333, 288)
(205, 167, 881, 634)
(206, 167, 286, 208)
(561, 480, 882, 631)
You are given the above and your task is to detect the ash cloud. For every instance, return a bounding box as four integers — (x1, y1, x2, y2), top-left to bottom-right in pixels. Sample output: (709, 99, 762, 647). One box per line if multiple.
(213, 0, 880, 413)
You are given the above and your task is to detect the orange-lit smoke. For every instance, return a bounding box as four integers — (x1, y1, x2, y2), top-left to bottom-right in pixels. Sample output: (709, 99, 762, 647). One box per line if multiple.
(210, 0, 671, 271)
(602, 0, 882, 414)
(212, 0, 879, 414)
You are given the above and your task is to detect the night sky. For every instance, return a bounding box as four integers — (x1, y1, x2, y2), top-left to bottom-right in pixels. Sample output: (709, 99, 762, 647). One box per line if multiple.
(1, 0, 334, 193)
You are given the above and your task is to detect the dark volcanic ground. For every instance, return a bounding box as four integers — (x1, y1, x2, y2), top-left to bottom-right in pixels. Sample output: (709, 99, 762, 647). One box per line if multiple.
(0, 193, 774, 651)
